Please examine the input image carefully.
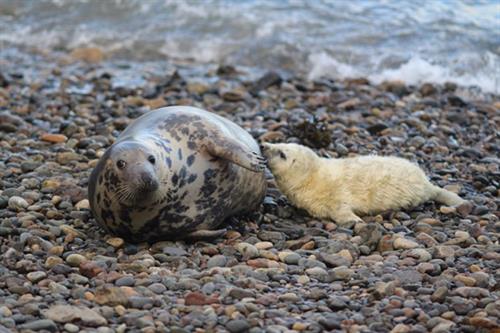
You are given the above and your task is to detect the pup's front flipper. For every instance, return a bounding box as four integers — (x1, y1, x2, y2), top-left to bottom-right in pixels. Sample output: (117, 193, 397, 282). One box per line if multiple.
(330, 204, 363, 229)
(202, 137, 266, 172)
(185, 229, 227, 240)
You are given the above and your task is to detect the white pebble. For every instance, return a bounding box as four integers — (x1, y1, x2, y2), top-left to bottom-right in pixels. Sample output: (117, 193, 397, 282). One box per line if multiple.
(8, 196, 29, 211)
(393, 237, 420, 250)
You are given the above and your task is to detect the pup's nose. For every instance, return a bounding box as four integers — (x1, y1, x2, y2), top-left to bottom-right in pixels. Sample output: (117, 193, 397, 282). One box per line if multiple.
(260, 142, 271, 151)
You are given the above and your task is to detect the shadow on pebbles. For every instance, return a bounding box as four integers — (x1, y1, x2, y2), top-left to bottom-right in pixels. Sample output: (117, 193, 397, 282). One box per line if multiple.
(0, 51, 499, 333)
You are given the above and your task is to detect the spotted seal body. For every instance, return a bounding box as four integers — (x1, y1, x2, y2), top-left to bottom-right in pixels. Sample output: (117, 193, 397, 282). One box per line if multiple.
(88, 106, 267, 242)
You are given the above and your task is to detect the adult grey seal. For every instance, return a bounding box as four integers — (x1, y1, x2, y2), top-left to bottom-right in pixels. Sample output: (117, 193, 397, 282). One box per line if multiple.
(88, 106, 267, 242)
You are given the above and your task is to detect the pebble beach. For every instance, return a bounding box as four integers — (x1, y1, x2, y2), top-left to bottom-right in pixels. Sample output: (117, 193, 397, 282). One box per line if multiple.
(0, 48, 499, 333)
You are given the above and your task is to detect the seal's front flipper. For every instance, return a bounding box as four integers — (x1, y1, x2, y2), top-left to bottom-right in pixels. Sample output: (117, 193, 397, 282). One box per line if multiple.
(202, 137, 266, 172)
(185, 228, 227, 240)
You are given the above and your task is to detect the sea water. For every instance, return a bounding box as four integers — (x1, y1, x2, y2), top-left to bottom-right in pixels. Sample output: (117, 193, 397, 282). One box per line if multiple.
(0, 0, 498, 93)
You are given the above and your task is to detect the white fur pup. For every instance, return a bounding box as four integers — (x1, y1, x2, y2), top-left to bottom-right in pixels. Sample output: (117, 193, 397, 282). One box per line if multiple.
(262, 143, 466, 227)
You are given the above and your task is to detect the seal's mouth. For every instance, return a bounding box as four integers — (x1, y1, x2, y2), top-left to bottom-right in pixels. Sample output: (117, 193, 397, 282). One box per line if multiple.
(138, 180, 159, 193)
(260, 143, 273, 158)
(137, 172, 160, 193)
(261, 143, 282, 164)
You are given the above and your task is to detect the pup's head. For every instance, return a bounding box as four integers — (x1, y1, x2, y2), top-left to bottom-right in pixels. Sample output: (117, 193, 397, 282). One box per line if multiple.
(261, 142, 319, 180)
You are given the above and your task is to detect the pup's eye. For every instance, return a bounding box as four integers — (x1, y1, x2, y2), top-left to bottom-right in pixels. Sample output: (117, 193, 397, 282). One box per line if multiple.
(279, 151, 286, 160)
(148, 155, 156, 164)
(116, 160, 126, 169)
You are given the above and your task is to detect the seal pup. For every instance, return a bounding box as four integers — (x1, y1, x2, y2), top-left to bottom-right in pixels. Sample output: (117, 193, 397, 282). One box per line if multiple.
(262, 142, 466, 227)
(88, 106, 267, 242)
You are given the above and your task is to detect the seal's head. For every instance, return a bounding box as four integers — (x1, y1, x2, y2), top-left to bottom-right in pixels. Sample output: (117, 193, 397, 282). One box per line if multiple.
(104, 140, 162, 205)
(261, 142, 319, 181)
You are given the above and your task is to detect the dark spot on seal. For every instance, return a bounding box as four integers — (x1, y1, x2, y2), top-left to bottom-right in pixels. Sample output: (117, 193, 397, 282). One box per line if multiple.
(96, 193, 101, 203)
(118, 206, 132, 224)
(178, 148, 183, 160)
(178, 173, 187, 188)
(179, 166, 187, 180)
(103, 197, 111, 208)
(187, 141, 197, 150)
(104, 169, 119, 187)
(153, 138, 172, 153)
(204, 169, 217, 179)
(199, 169, 217, 198)
(187, 154, 195, 166)
(98, 175, 103, 185)
(187, 174, 197, 184)
(165, 157, 172, 168)
(171, 173, 179, 186)
(101, 208, 116, 225)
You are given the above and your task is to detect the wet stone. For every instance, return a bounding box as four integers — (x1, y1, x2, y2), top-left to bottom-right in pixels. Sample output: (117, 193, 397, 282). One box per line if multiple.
(115, 276, 135, 287)
(226, 319, 250, 333)
(278, 251, 300, 265)
(66, 253, 87, 267)
(8, 196, 29, 211)
(148, 283, 167, 294)
(19, 319, 57, 332)
(207, 255, 227, 268)
(163, 246, 188, 256)
(26, 271, 47, 283)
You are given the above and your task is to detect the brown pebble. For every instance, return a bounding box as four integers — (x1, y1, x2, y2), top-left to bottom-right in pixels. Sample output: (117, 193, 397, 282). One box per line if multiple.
(41, 133, 68, 143)
(301, 241, 315, 250)
(184, 291, 220, 306)
(84, 291, 95, 301)
(468, 316, 499, 329)
(456, 201, 473, 217)
(225, 230, 241, 240)
(79, 261, 104, 278)
(106, 237, 125, 249)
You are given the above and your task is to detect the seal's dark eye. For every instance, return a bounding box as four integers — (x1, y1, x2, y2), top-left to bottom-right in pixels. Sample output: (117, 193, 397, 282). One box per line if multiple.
(116, 160, 126, 169)
(148, 155, 156, 164)
(279, 151, 287, 160)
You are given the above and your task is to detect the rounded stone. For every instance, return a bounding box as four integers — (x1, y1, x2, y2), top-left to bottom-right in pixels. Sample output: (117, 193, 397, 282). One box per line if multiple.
(278, 251, 301, 265)
(226, 319, 250, 333)
(148, 283, 167, 294)
(235, 242, 259, 259)
(26, 271, 47, 283)
(8, 196, 29, 211)
(66, 254, 87, 267)
(393, 237, 420, 250)
(207, 255, 228, 268)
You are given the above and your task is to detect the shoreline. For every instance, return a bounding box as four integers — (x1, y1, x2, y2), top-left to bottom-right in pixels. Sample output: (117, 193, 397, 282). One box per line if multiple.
(1, 46, 499, 98)
(0, 50, 499, 332)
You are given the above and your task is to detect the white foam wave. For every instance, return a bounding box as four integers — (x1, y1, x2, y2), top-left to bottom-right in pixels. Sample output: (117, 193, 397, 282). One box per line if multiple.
(308, 52, 499, 94)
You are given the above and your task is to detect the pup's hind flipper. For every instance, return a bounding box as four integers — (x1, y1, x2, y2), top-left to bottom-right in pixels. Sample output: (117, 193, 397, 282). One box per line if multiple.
(433, 186, 465, 206)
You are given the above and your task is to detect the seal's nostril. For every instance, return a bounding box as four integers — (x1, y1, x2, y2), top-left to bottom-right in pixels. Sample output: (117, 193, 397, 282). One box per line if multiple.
(141, 173, 153, 184)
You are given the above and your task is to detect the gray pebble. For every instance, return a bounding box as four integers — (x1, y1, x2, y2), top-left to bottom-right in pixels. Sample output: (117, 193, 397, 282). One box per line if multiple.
(20, 319, 57, 332)
(226, 319, 250, 333)
(148, 283, 166, 294)
(115, 276, 135, 287)
(8, 196, 29, 211)
(207, 255, 227, 268)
